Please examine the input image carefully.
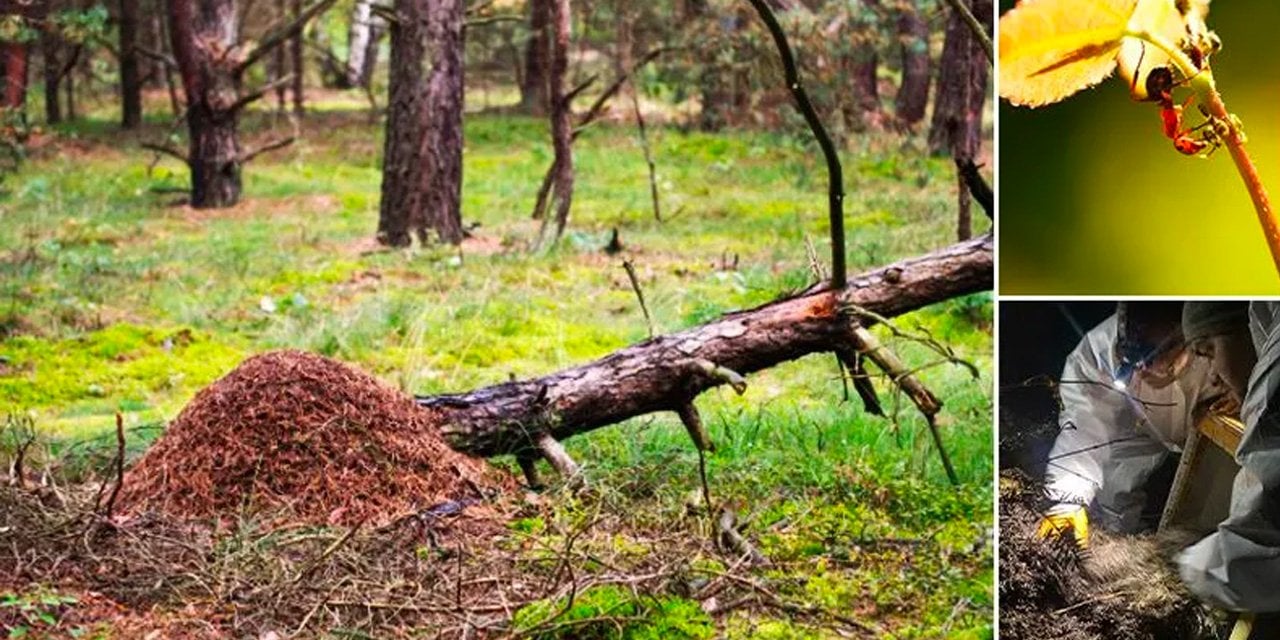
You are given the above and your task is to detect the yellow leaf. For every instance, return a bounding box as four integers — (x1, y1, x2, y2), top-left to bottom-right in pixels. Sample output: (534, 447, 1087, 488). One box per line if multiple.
(999, 0, 1139, 107)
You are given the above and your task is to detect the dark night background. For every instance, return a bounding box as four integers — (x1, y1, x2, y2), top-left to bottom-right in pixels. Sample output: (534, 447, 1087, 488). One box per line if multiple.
(1000, 301, 1115, 474)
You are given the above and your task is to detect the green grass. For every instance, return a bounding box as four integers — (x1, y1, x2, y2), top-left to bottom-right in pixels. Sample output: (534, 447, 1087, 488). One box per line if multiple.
(0, 105, 992, 637)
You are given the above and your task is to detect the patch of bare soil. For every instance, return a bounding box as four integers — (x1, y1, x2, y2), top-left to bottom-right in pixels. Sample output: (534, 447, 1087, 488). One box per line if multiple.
(999, 469, 1224, 640)
(118, 350, 514, 527)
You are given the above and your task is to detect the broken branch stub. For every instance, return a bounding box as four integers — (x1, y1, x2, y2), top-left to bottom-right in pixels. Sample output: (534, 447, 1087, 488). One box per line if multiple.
(847, 325, 959, 486)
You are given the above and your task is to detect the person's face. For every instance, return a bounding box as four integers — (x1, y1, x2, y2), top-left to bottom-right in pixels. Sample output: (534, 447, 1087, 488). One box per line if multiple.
(1134, 340, 1191, 389)
(1190, 331, 1256, 402)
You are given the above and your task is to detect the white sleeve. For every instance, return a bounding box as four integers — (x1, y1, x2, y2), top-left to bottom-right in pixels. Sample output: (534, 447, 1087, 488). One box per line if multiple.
(1046, 322, 1171, 532)
(1045, 333, 1127, 506)
(1179, 303, 1280, 612)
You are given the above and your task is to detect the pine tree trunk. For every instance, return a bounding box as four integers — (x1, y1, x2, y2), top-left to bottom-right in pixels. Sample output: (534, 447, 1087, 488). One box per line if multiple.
(63, 63, 75, 121)
(188, 106, 242, 207)
(378, 0, 465, 246)
(545, 0, 573, 241)
(169, 0, 244, 208)
(519, 0, 549, 115)
(848, 0, 882, 131)
(120, 0, 144, 128)
(893, 0, 930, 128)
(2, 42, 28, 114)
(41, 34, 60, 124)
(421, 0, 464, 244)
(291, 0, 305, 115)
(927, 0, 990, 155)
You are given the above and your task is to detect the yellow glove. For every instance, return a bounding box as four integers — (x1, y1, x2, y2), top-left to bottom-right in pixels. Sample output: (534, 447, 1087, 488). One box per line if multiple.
(1036, 504, 1089, 549)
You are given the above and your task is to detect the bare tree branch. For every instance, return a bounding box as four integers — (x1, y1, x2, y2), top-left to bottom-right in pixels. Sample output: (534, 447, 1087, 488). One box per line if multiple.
(236, 0, 337, 76)
(239, 137, 296, 164)
(229, 73, 295, 113)
(745, 0, 847, 288)
(140, 141, 189, 164)
(135, 44, 177, 69)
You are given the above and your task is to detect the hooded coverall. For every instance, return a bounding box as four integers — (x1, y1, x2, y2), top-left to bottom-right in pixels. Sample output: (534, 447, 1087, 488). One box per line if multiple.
(1180, 302, 1280, 612)
(1046, 315, 1218, 533)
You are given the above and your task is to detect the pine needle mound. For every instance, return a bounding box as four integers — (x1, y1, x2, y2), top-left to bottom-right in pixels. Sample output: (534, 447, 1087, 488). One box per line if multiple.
(119, 350, 513, 526)
(999, 469, 1222, 640)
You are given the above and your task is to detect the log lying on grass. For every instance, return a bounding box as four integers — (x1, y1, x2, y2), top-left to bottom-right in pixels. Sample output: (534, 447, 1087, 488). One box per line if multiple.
(420, 235, 993, 475)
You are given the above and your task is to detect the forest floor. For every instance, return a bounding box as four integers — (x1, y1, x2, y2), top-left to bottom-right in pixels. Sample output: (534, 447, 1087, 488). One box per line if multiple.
(1, 96, 993, 638)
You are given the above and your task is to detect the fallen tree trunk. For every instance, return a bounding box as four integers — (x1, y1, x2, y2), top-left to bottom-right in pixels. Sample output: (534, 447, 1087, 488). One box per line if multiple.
(420, 235, 992, 465)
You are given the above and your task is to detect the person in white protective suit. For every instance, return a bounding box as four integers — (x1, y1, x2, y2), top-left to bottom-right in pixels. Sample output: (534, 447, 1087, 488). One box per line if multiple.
(1039, 302, 1222, 545)
(1180, 301, 1280, 613)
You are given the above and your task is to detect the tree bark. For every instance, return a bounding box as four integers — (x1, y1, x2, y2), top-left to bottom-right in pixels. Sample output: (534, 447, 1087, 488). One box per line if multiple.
(1, 42, 28, 114)
(271, 0, 287, 112)
(120, 0, 144, 128)
(927, 0, 989, 156)
(41, 32, 60, 124)
(290, 0, 304, 115)
(169, 0, 243, 208)
(893, 0, 930, 129)
(419, 235, 993, 458)
(377, 0, 465, 246)
(519, 0, 549, 115)
(345, 0, 384, 88)
(928, 0, 989, 240)
(540, 0, 573, 244)
(848, 0, 882, 131)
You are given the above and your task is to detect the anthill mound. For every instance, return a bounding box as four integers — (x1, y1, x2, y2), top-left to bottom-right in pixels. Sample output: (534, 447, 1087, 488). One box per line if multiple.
(998, 469, 1222, 640)
(119, 350, 513, 526)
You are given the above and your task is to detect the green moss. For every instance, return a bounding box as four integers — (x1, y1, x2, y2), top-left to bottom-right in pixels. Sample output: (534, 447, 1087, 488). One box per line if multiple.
(723, 618, 833, 639)
(0, 324, 245, 426)
(512, 585, 713, 640)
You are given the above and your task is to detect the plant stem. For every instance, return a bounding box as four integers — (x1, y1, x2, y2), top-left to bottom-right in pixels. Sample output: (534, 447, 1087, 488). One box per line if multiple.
(1201, 89, 1280, 275)
(1130, 30, 1280, 279)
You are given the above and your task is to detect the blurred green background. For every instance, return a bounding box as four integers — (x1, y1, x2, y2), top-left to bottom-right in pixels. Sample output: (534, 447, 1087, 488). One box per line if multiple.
(999, 0, 1280, 294)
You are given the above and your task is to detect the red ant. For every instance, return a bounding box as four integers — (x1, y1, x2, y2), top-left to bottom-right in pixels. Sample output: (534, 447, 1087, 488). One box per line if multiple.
(1144, 67, 1217, 155)
(1131, 51, 1219, 157)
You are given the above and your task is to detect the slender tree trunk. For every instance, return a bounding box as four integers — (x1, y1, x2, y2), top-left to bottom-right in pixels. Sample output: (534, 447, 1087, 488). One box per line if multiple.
(145, 7, 166, 87)
(928, 0, 989, 155)
(519, 0, 549, 115)
(378, 0, 465, 246)
(271, 0, 287, 113)
(894, 0, 930, 129)
(41, 34, 60, 124)
(690, 0, 732, 132)
(613, 3, 633, 80)
(345, 0, 373, 88)
(169, 0, 244, 208)
(120, 0, 144, 128)
(290, 0, 304, 115)
(64, 62, 75, 121)
(848, 0, 882, 131)
(359, 15, 385, 87)
(2, 42, 28, 115)
(927, 0, 990, 239)
(543, 0, 573, 242)
(345, 0, 384, 88)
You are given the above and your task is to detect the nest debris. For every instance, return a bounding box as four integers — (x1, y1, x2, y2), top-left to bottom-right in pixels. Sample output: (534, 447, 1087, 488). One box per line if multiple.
(998, 469, 1223, 640)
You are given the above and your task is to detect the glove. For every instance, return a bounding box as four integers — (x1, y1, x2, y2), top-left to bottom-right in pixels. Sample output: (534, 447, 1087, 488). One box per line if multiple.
(1037, 504, 1090, 549)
